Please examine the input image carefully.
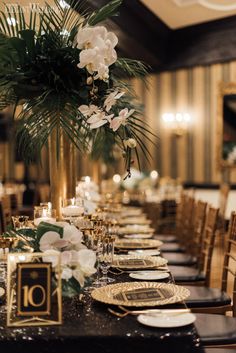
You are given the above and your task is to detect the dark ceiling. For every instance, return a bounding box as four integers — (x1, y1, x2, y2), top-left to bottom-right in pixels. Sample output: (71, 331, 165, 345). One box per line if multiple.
(80, 0, 236, 73)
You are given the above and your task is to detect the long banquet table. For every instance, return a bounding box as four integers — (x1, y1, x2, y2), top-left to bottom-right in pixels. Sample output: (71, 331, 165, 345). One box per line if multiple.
(0, 270, 205, 353)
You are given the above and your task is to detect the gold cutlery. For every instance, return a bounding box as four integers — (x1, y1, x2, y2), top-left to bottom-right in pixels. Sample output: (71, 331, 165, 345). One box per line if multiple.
(109, 267, 170, 275)
(108, 306, 190, 318)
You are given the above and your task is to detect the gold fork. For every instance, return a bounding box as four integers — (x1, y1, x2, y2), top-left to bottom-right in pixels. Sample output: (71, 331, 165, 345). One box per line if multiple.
(108, 308, 164, 318)
(108, 306, 190, 318)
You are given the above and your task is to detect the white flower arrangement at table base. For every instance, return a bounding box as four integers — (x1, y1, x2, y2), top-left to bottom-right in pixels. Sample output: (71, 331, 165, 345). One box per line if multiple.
(39, 223, 97, 297)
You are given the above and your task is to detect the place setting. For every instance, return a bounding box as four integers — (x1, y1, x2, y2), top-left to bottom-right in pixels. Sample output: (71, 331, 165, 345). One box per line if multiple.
(107, 305, 195, 328)
(91, 280, 195, 329)
(119, 217, 151, 226)
(129, 270, 170, 281)
(114, 238, 163, 250)
(118, 225, 156, 236)
(128, 249, 161, 256)
(124, 233, 154, 239)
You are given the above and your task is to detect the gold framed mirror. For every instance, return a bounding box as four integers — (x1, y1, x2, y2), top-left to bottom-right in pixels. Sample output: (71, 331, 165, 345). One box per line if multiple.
(217, 82, 236, 169)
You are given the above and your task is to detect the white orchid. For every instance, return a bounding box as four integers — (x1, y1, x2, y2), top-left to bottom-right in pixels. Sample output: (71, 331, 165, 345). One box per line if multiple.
(104, 90, 124, 112)
(110, 108, 135, 132)
(87, 111, 114, 129)
(40, 223, 97, 289)
(77, 25, 118, 81)
(94, 63, 109, 81)
(77, 47, 100, 73)
(39, 224, 84, 252)
(60, 249, 96, 287)
(42, 249, 60, 267)
(79, 104, 99, 117)
(124, 138, 137, 149)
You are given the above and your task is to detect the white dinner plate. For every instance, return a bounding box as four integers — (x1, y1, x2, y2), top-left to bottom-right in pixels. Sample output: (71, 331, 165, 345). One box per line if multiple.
(128, 249, 161, 256)
(129, 271, 170, 281)
(137, 312, 196, 328)
(125, 234, 153, 239)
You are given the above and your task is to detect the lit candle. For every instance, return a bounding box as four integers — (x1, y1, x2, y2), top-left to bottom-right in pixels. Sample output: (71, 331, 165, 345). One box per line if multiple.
(34, 208, 56, 226)
(62, 198, 84, 217)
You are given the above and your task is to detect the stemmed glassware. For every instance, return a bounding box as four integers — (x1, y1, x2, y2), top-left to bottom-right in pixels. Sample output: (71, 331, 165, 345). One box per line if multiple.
(99, 236, 115, 285)
(11, 215, 29, 230)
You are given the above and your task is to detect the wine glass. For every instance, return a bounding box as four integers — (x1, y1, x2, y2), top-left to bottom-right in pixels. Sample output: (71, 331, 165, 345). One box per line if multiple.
(12, 215, 29, 230)
(99, 237, 115, 285)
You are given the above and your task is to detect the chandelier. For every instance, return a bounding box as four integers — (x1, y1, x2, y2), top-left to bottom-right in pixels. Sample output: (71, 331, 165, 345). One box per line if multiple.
(162, 112, 191, 137)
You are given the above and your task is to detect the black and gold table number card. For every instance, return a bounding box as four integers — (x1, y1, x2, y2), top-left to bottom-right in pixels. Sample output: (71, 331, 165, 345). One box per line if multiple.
(17, 263, 51, 317)
(7, 253, 62, 327)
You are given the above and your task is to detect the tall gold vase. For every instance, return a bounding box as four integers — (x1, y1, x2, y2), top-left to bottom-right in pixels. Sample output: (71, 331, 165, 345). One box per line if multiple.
(49, 128, 76, 219)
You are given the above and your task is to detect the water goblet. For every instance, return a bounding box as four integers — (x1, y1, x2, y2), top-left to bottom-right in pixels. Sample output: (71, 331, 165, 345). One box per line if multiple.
(99, 237, 115, 285)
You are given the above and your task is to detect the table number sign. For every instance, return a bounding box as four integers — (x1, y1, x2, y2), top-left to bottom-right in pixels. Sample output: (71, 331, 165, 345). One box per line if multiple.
(7, 253, 62, 327)
(17, 263, 51, 316)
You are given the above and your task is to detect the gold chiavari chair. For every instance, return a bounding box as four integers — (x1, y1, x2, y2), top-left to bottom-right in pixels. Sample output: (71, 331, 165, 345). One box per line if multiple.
(217, 182, 230, 248)
(162, 196, 199, 266)
(157, 194, 192, 251)
(168, 200, 208, 284)
(154, 192, 187, 244)
(188, 213, 236, 349)
(184, 208, 236, 314)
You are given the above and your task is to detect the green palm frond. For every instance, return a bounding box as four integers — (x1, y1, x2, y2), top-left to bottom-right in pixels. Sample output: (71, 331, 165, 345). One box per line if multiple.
(16, 92, 89, 162)
(88, 0, 123, 26)
(90, 127, 118, 165)
(0, 0, 156, 175)
(115, 58, 150, 80)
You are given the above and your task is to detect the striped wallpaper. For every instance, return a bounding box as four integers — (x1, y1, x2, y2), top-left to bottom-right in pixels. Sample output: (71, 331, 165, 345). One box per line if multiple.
(9, 61, 236, 184)
(131, 61, 236, 184)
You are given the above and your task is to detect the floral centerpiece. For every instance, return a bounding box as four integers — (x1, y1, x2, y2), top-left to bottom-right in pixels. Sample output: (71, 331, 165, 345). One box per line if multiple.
(5, 222, 97, 297)
(0, 0, 155, 214)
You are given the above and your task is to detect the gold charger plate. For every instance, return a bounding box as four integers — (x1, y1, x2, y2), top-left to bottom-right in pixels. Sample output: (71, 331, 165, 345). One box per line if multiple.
(115, 238, 163, 249)
(91, 282, 190, 307)
(112, 254, 168, 269)
(119, 225, 155, 235)
(119, 218, 151, 225)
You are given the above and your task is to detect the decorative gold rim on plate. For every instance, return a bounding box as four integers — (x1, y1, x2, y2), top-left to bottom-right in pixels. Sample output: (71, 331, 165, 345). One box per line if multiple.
(119, 219, 151, 225)
(115, 239, 163, 249)
(91, 282, 190, 307)
(119, 226, 155, 235)
(124, 233, 153, 239)
(112, 254, 168, 269)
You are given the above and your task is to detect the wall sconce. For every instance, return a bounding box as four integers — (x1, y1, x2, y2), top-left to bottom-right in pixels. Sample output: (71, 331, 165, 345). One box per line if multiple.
(162, 112, 191, 137)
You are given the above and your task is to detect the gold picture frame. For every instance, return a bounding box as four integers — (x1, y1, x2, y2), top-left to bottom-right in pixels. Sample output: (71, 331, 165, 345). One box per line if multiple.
(7, 252, 62, 327)
(217, 82, 236, 169)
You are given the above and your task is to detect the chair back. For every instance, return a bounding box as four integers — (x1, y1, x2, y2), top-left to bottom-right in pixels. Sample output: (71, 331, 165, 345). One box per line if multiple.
(219, 183, 230, 218)
(221, 212, 236, 316)
(177, 195, 195, 247)
(190, 200, 208, 258)
(199, 206, 219, 286)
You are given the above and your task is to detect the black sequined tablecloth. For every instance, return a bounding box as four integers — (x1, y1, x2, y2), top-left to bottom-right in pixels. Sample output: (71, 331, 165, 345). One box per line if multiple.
(0, 272, 205, 353)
